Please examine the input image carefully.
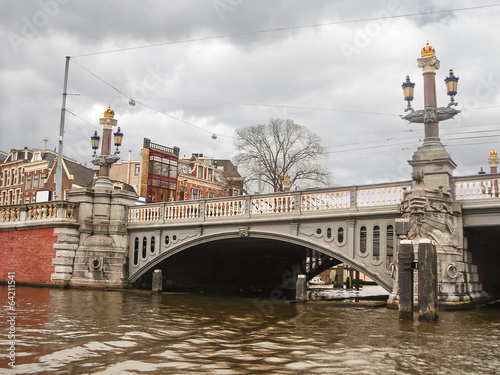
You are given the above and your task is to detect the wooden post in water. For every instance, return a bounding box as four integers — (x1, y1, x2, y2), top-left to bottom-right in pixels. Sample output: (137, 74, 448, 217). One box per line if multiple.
(418, 240, 438, 321)
(296, 274, 307, 302)
(398, 240, 414, 320)
(152, 269, 162, 293)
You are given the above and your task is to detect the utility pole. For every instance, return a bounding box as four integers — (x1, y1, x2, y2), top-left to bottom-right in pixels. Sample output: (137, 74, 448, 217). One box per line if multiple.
(55, 56, 70, 201)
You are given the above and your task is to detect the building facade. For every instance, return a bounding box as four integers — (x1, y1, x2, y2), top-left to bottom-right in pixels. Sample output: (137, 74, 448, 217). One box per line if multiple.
(139, 138, 180, 203)
(176, 154, 244, 201)
(0, 146, 94, 206)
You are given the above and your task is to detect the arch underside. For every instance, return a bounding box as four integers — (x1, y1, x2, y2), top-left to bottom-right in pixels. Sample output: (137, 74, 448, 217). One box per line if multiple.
(129, 230, 393, 292)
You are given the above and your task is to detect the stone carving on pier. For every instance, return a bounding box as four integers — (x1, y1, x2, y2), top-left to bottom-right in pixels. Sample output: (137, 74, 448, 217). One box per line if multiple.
(399, 171, 461, 248)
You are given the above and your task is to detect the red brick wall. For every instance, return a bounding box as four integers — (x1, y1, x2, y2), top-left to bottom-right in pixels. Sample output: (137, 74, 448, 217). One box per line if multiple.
(0, 228, 56, 284)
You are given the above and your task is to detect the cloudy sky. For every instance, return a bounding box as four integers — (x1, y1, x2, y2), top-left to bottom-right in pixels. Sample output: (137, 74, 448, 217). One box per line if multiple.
(1, 0, 500, 188)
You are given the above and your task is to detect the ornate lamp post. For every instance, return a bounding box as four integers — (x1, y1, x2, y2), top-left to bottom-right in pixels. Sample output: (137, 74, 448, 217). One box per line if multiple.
(396, 42, 465, 320)
(91, 106, 123, 188)
(401, 41, 461, 143)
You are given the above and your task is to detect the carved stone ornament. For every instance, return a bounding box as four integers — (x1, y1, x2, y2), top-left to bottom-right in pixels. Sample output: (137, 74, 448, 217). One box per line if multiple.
(92, 154, 120, 167)
(399, 195, 459, 247)
(239, 226, 249, 237)
(424, 105, 438, 123)
(412, 169, 424, 182)
(417, 55, 440, 70)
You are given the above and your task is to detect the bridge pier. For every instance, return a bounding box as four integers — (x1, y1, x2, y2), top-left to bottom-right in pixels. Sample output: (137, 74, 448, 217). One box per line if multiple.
(66, 184, 136, 288)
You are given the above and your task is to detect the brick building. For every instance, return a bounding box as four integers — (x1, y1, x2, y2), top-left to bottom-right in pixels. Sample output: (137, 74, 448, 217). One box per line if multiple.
(0, 146, 94, 206)
(176, 154, 243, 201)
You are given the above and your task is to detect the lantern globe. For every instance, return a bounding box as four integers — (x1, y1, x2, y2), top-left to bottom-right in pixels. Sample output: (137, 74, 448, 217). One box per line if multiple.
(91, 131, 100, 150)
(444, 69, 459, 99)
(401, 75, 415, 105)
(114, 127, 124, 147)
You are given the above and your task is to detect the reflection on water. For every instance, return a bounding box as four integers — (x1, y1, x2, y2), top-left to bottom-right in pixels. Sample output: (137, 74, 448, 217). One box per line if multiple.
(0, 286, 499, 374)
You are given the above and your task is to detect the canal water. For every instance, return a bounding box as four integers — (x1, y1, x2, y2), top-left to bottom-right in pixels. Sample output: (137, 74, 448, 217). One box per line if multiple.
(1, 285, 499, 374)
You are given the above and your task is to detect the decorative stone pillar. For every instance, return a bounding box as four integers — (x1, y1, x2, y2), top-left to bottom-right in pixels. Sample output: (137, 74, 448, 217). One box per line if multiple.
(488, 149, 499, 173)
(66, 106, 136, 288)
(282, 173, 292, 192)
(398, 42, 487, 308)
(67, 187, 136, 288)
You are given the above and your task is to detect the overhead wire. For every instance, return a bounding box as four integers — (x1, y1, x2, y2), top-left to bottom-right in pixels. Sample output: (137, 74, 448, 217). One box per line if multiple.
(66, 4, 500, 148)
(71, 58, 228, 138)
(72, 4, 500, 58)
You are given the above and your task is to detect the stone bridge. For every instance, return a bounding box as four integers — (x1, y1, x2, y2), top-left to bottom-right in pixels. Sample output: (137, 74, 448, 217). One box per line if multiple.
(125, 174, 500, 298)
(1, 174, 499, 305)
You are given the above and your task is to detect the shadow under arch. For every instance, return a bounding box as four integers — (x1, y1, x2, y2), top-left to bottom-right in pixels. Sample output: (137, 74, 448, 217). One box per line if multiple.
(129, 230, 392, 292)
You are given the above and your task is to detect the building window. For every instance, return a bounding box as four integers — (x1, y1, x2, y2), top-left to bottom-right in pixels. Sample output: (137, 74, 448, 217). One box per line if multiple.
(135, 165, 140, 175)
(170, 165, 177, 178)
(33, 174, 39, 189)
(40, 173, 45, 188)
(197, 166, 203, 179)
(26, 175, 32, 190)
(191, 188, 200, 200)
(207, 169, 212, 181)
(207, 191, 216, 199)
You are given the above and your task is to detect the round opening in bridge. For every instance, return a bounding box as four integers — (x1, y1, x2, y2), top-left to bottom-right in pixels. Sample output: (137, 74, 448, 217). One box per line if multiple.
(327, 228, 332, 239)
(173, 235, 177, 241)
(316, 228, 322, 235)
(91, 258, 101, 270)
(165, 236, 169, 245)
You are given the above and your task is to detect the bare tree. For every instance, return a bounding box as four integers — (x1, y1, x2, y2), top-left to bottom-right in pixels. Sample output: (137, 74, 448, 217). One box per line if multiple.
(233, 119, 333, 193)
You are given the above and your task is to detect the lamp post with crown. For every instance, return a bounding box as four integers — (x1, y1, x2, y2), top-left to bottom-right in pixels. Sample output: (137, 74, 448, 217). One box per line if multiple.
(395, 42, 466, 321)
(401, 42, 461, 142)
(91, 106, 123, 188)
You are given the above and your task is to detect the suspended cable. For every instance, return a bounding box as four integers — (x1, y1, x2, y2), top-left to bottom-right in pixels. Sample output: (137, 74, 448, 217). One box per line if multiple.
(71, 59, 227, 138)
(72, 4, 500, 58)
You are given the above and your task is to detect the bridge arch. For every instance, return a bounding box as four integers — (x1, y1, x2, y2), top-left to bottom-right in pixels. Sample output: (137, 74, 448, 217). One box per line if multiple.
(128, 230, 394, 292)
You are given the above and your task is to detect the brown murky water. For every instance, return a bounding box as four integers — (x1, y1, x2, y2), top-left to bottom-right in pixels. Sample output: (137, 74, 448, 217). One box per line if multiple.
(1, 285, 499, 374)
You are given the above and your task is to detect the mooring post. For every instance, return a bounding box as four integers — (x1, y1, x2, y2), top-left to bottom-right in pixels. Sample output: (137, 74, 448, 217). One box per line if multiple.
(152, 269, 162, 293)
(418, 240, 438, 321)
(398, 240, 414, 320)
(355, 269, 360, 290)
(296, 274, 307, 302)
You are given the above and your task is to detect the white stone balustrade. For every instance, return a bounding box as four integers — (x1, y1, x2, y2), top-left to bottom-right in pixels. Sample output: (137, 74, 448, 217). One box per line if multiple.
(357, 185, 409, 207)
(206, 200, 244, 218)
(251, 195, 294, 214)
(126, 182, 415, 224)
(165, 203, 200, 220)
(0, 207, 20, 222)
(300, 191, 350, 211)
(0, 202, 77, 223)
(455, 176, 500, 200)
(128, 206, 162, 222)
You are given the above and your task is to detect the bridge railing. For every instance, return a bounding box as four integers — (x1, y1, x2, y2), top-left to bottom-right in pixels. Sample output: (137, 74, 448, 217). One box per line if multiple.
(127, 181, 412, 224)
(454, 173, 500, 200)
(0, 201, 77, 223)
